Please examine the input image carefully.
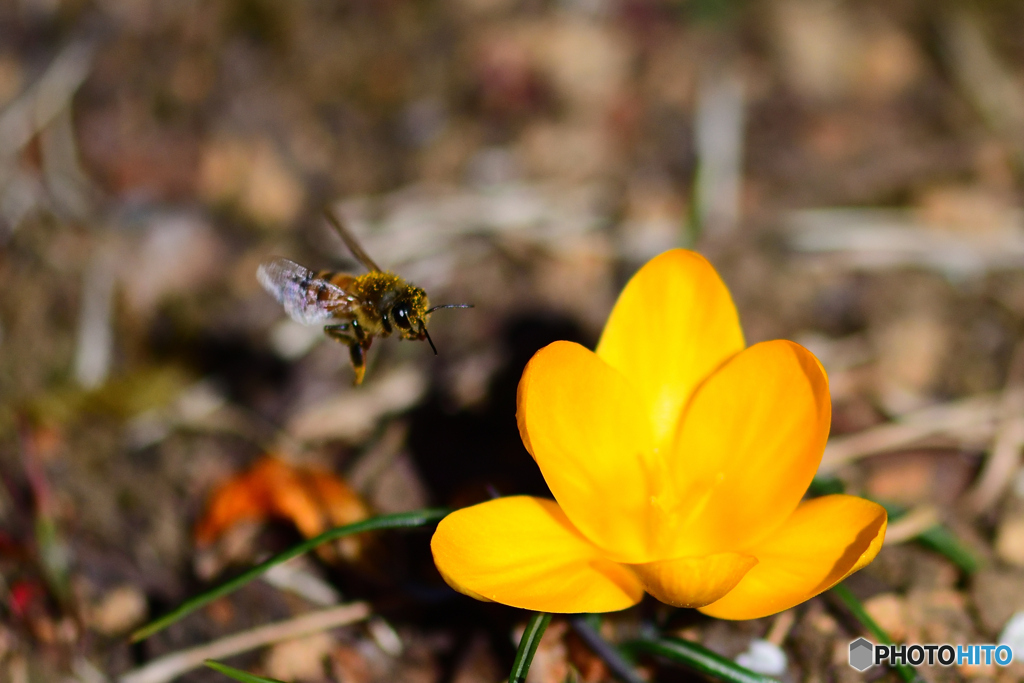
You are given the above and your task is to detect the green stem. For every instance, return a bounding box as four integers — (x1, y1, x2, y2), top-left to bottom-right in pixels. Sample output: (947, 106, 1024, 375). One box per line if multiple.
(131, 508, 449, 642)
(623, 637, 779, 683)
(205, 660, 286, 683)
(510, 613, 552, 683)
(831, 583, 923, 683)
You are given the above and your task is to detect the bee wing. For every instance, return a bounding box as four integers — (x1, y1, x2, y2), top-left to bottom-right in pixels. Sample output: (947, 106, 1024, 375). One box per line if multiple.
(257, 258, 354, 326)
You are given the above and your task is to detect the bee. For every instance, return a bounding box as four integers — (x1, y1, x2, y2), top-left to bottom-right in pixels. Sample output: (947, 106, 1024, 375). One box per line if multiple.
(258, 210, 471, 385)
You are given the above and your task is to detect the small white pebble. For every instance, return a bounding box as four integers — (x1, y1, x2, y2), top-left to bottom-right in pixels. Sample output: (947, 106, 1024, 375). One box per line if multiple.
(998, 611, 1024, 659)
(735, 639, 787, 676)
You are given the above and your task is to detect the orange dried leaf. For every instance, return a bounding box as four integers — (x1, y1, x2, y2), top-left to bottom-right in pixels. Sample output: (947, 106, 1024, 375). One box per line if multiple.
(194, 466, 273, 546)
(194, 456, 371, 564)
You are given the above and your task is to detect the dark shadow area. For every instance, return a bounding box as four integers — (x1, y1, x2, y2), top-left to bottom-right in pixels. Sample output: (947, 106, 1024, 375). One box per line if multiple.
(407, 311, 593, 507)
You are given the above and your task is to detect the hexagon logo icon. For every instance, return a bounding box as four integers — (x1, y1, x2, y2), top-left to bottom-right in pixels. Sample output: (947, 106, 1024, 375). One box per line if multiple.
(849, 638, 874, 671)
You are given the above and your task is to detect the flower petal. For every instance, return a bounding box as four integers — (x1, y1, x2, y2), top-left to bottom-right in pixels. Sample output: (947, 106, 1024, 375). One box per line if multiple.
(431, 496, 645, 613)
(698, 495, 887, 620)
(660, 340, 830, 557)
(631, 553, 757, 608)
(517, 341, 658, 562)
(596, 250, 744, 446)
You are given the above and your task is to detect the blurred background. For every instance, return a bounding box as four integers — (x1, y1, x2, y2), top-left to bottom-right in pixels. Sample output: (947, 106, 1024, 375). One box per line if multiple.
(5, 0, 1024, 681)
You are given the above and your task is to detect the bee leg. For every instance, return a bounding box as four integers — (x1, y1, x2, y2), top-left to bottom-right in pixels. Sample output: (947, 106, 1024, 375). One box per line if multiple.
(323, 324, 353, 345)
(353, 337, 375, 386)
(324, 324, 367, 386)
(350, 318, 366, 343)
(348, 343, 366, 386)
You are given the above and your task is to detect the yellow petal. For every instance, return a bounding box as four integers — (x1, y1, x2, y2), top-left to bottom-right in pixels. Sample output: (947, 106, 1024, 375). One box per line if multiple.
(699, 495, 887, 620)
(430, 496, 644, 613)
(660, 340, 831, 557)
(630, 553, 757, 608)
(517, 341, 658, 562)
(596, 250, 744, 446)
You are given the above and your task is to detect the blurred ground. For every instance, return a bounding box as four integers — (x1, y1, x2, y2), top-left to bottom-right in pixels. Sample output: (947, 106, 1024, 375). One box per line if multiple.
(5, 0, 1024, 681)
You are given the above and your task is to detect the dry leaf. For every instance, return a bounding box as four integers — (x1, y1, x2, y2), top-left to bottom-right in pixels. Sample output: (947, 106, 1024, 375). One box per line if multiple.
(195, 456, 371, 565)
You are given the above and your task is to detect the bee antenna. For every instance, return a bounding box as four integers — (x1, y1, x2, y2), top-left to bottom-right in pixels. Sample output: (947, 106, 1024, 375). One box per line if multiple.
(421, 324, 438, 355)
(426, 303, 474, 314)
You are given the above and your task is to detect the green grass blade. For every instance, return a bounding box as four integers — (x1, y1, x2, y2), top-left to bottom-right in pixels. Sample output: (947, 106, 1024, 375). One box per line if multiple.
(205, 660, 286, 683)
(510, 613, 552, 683)
(831, 583, 924, 683)
(915, 525, 980, 573)
(875, 500, 979, 573)
(831, 583, 889, 643)
(131, 508, 449, 642)
(623, 637, 779, 683)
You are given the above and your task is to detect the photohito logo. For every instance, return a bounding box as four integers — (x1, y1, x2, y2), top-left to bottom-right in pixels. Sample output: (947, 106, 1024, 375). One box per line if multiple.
(848, 638, 1013, 671)
(849, 638, 874, 671)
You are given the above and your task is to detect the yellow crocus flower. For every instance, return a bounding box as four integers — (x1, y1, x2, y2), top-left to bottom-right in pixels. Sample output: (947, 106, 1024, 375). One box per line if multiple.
(431, 250, 887, 619)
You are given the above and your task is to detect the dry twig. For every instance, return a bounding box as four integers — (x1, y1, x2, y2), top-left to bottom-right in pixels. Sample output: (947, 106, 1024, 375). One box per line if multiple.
(765, 610, 796, 647)
(819, 392, 1005, 473)
(0, 40, 96, 160)
(966, 342, 1024, 513)
(938, 8, 1024, 166)
(118, 602, 370, 683)
(882, 506, 941, 545)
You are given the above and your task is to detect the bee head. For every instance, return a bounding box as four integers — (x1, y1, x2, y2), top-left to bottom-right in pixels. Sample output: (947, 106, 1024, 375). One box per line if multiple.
(390, 286, 471, 355)
(390, 286, 430, 342)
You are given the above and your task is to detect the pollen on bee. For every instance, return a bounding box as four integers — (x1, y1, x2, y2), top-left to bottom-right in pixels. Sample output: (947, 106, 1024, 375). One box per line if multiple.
(354, 271, 406, 296)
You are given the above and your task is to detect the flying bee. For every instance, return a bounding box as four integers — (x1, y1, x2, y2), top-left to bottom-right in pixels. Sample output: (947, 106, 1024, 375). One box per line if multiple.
(258, 209, 471, 385)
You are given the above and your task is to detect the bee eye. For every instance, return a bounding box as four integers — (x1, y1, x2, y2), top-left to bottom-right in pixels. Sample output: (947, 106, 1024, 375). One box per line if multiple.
(392, 305, 411, 329)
